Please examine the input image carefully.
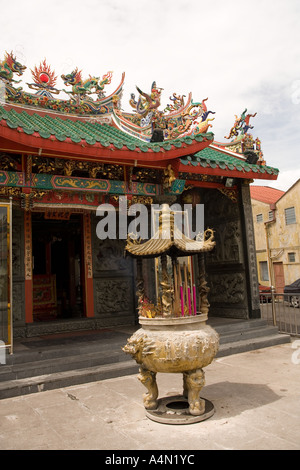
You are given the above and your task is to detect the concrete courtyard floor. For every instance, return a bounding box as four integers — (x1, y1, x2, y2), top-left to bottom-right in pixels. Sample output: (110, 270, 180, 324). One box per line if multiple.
(0, 339, 299, 451)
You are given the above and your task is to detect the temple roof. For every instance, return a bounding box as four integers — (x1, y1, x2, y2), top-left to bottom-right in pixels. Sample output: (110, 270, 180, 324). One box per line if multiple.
(0, 104, 214, 163)
(0, 103, 279, 181)
(179, 145, 279, 177)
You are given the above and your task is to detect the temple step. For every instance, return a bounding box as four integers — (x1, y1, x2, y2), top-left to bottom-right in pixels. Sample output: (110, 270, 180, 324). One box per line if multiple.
(0, 327, 138, 400)
(0, 319, 290, 400)
(0, 361, 139, 400)
(210, 318, 291, 357)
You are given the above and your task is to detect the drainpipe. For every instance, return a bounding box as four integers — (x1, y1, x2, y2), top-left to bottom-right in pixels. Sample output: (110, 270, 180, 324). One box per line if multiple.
(264, 204, 276, 325)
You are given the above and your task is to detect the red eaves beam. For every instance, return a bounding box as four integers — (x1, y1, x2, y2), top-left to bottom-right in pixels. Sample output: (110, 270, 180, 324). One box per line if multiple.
(178, 162, 278, 181)
(0, 121, 212, 165)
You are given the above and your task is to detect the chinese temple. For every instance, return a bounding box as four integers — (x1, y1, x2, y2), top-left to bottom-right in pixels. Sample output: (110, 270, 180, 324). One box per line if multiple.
(0, 51, 279, 341)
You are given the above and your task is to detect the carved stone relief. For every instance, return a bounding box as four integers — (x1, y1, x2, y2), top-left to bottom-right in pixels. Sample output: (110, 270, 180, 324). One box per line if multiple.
(203, 188, 239, 222)
(240, 184, 260, 313)
(12, 208, 25, 324)
(208, 273, 245, 304)
(12, 283, 24, 323)
(91, 213, 136, 320)
(206, 220, 243, 264)
(94, 278, 133, 315)
(200, 188, 249, 315)
(93, 238, 131, 273)
(12, 229, 22, 277)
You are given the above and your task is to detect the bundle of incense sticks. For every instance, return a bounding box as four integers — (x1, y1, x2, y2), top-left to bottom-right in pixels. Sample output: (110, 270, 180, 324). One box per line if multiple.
(173, 261, 197, 316)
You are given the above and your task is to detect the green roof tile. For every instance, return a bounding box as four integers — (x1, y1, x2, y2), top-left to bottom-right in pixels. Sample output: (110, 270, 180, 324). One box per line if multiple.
(0, 105, 214, 154)
(180, 146, 278, 175)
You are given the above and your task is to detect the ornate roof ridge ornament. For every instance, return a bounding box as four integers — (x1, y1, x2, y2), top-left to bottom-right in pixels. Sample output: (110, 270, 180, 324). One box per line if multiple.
(0, 49, 122, 115)
(224, 108, 257, 140)
(27, 59, 60, 97)
(125, 82, 216, 141)
(61, 68, 113, 104)
(222, 109, 266, 165)
(0, 51, 26, 83)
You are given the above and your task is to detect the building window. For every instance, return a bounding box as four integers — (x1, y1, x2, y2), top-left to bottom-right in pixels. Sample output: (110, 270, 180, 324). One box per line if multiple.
(268, 210, 273, 221)
(285, 207, 296, 225)
(288, 252, 296, 262)
(259, 261, 269, 281)
(256, 213, 263, 223)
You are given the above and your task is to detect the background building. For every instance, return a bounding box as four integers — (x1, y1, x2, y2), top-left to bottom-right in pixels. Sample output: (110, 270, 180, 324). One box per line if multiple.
(250, 180, 300, 291)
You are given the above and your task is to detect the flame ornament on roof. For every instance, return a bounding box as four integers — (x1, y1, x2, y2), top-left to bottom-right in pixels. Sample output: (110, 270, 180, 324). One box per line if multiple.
(27, 59, 60, 97)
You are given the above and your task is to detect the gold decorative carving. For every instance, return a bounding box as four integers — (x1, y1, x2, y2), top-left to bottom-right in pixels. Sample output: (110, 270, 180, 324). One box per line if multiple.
(21, 190, 48, 211)
(0, 154, 20, 171)
(218, 187, 238, 203)
(129, 195, 153, 206)
(0, 187, 21, 197)
(26, 155, 32, 182)
(163, 164, 176, 191)
(64, 160, 76, 176)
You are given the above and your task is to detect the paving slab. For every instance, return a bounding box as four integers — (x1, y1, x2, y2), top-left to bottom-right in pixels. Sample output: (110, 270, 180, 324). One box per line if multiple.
(0, 340, 299, 451)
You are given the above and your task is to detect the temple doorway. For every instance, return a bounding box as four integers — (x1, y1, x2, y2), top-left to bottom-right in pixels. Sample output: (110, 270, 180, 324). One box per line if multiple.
(32, 212, 84, 321)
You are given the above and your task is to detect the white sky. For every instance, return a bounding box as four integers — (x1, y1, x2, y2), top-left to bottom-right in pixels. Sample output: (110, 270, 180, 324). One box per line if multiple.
(1, 0, 300, 191)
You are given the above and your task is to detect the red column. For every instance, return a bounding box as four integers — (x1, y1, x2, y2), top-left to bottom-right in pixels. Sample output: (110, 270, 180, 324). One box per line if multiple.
(82, 213, 94, 317)
(24, 210, 33, 323)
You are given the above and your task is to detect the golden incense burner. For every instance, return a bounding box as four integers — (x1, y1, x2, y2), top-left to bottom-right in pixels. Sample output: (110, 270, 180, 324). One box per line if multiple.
(123, 204, 219, 423)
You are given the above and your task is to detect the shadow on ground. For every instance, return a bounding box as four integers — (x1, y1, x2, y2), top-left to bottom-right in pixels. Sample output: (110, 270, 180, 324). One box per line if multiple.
(201, 381, 281, 420)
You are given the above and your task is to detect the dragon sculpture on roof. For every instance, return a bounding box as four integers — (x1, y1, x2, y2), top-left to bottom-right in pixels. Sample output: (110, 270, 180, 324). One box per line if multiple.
(0, 51, 26, 83)
(123, 82, 216, 140)
(224, 108, 257, 140)
(61, 68, 113, 103)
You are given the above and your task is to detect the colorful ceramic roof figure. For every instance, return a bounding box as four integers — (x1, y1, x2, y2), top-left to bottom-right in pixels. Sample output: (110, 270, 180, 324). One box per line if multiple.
(213, 109, 266, 165)
(120, 87, 216, 142)
(0, 50, 279, 184)
(1, 51, 124, 115)
(27, 60, 60, 98)
(0, 51, 26, 82)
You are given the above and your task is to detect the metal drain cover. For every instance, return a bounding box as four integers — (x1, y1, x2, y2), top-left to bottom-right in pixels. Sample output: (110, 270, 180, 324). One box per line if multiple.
(145, 395, 214, 425)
